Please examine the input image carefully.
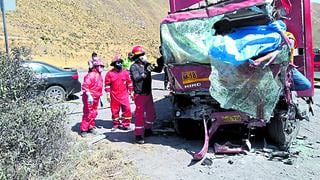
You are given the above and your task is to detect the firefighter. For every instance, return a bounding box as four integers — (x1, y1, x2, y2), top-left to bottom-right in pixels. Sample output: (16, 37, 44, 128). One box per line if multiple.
(129, 45, 164, 144)
(80, 59, 104, 137)
(105, 54, 134, 131)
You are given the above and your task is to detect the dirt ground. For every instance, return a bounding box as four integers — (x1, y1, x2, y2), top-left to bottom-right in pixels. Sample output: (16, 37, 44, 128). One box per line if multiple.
(66, 71, 320, 180)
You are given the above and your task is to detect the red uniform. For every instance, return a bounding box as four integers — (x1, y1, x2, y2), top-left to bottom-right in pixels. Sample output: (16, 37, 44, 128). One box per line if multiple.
(80, 70, 103, 132)
(105, 69, 133, 128)
(130, 61, 158, 136)
(133, 93, 156, 136)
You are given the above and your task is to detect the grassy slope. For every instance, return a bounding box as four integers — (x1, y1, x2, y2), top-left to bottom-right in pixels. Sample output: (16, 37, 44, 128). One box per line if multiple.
(5, 0, 168, 68)
(312, 3, 320, 48)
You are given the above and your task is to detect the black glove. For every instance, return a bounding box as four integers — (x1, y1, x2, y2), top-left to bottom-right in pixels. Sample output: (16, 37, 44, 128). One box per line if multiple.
(146, 64, 156, 72)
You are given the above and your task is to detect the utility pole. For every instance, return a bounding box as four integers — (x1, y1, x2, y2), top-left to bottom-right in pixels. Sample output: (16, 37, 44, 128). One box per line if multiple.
(1, 0, 9, 58)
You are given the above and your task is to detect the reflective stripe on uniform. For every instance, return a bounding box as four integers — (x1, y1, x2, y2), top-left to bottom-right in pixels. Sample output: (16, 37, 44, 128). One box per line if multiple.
(145, 121, 153, 125)
(135, 126, 144, 129)
(105, 86, 111, 91)
(113, 117, 120, 121)
(123, 116, 132, 120)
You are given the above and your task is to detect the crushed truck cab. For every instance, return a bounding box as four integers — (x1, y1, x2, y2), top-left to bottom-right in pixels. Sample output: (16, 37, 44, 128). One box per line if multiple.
(160, 0, 314, 160)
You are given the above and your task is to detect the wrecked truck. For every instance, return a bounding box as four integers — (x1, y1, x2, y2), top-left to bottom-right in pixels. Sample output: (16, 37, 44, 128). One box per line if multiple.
(160, 0, 314, 160)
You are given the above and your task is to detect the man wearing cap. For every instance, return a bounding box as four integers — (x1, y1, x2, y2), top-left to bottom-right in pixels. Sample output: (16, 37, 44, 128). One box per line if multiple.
(105, 54, 134, 131)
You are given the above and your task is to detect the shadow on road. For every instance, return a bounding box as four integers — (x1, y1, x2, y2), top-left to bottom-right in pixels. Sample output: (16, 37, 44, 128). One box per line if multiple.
(71, 119, 113, 135)
(67, 94, 80, 101)
(103, 131, 135, 143)
(154, 96, 172, 122)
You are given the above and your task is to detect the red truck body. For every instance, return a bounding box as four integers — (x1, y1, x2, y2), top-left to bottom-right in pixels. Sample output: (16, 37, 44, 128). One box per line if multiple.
(162, 0, 314, 159)
(168, 0, 314, 96)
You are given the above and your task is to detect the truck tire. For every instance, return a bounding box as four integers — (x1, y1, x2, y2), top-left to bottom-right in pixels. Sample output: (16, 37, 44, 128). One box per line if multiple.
(174, 118, 191, 136)
(174, 118, 203, 139)
(267, 107, 300, 151)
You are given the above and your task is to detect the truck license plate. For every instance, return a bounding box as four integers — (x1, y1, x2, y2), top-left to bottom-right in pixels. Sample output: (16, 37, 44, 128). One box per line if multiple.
(182, 71, 209, 84)
(222, 115, 242, 122)
(182, 71, 197, 84)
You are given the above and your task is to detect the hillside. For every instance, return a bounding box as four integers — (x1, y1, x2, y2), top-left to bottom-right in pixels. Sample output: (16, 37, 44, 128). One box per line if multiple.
(1, 1, 319, 68)
(4, 0, 168, 68)
(312, 2, 320, 48)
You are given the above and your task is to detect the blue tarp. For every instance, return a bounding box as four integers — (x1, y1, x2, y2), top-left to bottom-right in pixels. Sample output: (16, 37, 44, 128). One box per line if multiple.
(208, 21, 286, 65)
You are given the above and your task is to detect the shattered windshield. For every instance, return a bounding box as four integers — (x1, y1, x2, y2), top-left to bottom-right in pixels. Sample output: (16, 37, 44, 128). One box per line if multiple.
(161, 0, 290, 121)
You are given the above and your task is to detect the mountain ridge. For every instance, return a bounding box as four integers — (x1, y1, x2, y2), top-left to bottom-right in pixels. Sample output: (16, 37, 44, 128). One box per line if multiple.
(5, 0, 168, 68)
(2, 1, 319, 68)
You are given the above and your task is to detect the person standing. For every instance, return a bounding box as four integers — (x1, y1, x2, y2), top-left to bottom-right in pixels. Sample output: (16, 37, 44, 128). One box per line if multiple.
(105, 55, 134, 131)
(129, 45, 163, 144)
(88, 52, 99, 72)
(157, 46, 167, 89)
(284, 32, 311, 91)
(123, 52, 134, 70)
(80, 59, 105, 137)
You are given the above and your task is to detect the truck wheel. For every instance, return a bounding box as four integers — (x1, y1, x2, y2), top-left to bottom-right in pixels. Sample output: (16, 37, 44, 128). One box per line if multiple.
(174, 118, 203, 139)
(174, 118, 187, 136)
(267, 107, 300, 150)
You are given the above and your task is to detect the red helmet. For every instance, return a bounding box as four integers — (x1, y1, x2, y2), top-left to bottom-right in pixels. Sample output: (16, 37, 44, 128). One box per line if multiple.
(131, 45, 145, 56)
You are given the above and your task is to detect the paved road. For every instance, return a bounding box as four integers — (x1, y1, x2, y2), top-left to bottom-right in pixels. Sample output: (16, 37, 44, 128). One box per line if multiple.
(66, 70, 320, 180)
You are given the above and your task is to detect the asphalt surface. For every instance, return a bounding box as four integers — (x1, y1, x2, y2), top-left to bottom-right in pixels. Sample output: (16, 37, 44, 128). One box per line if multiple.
(66, 70, 320, 180)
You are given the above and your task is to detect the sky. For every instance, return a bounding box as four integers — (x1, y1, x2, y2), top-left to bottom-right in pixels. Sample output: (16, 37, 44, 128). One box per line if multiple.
(2, 0, 16, 11)
(312, 0, 320, 4)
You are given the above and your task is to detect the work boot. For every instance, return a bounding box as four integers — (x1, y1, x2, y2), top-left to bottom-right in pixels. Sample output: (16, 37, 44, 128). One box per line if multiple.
(89, 128, 99, 135)
(144, 129, 153, 137)
(135, 135, 144, 144)
(80, 131, 89, 137)
(121, 126, 132, 131)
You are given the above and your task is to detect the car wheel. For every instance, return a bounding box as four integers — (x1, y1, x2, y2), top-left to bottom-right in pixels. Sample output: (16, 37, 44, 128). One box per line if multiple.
(45, 86, 66, 101)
